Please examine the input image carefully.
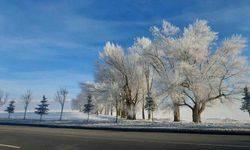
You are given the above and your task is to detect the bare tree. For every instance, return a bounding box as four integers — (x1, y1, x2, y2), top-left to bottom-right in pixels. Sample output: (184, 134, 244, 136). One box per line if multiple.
(21, 90, 32, 120)
(55, 88, 68, 121)
(0, 89, 8, 107)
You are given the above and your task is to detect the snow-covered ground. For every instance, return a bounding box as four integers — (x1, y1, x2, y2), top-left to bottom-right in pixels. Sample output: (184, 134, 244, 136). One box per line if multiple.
(1, 99, 249, 121)
(0, 99, 249, 132)
(0, 111, 249, 132)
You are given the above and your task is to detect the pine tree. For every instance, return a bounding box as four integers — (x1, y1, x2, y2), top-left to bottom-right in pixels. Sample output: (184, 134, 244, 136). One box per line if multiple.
(35, 95, 49, 121)
(83, 94, 94, 122)
(241, 86, 250, 116)
(5, 100, 15, 119)
(145, 92, 156, 121)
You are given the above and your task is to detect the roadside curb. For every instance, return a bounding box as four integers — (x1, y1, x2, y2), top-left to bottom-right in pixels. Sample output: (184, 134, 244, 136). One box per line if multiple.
(0, 122, 250, 135)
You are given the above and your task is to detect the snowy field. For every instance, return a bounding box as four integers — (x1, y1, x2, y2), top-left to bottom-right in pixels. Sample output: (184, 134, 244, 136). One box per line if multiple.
(0, 111, 249, 132)
(0, 100, 250, 132)
(0, 99, 249, 121)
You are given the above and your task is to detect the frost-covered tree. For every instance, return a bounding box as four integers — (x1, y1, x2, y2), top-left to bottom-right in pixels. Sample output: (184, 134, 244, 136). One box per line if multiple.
(21, 90, 32, 120)
(54, 88, 68, 120)
(5, 100, 15, 119)
(35, 95, 49, 121)
(241, 86, 250, 116)
(71, 98, 80, 110)
(0, 89, 8, 107)
(75, 19, 249, 123)
(94, 61, 125, 117)
(73, 82, 101, 115)
(148, 20, 249, 123)
(78, 82, 104, 115)
(129, 37, 156, 119)
(99, 42, 144, 120)
(83, 94, 94, 122)
(144, 20, 186, 122)
(71, 87, 86, 112)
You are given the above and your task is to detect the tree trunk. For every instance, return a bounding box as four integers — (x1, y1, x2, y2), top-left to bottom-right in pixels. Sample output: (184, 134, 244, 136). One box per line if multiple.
(117, 108, 120, 116)
(132, 113, 136, 120)
(148, 111, 151, 120)
(121, 101, 127, 118)
(115, 108, 118, 123)
(87, 112, 89, 122)
(100, 107, 104, 114)
(24, 106, 27, 120)
(121, 109, 126, 118)
(173, 104, 180, 122)
(8, 113, 10, 119)
(151, 111, 154, 122)
(192, 104, 201, 123)
(148, 110, 151, 120)
(126, 103, 136, 120)
(142, 97, 145, 119)
(104, 107, 108, 115)
(59, 103, 64, 121)
(40, 114, 43, 121)
(133, 103, 136, 120)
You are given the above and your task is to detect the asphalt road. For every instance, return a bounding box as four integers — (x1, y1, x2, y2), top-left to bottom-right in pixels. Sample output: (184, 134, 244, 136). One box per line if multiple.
(0, 125, 250, 150)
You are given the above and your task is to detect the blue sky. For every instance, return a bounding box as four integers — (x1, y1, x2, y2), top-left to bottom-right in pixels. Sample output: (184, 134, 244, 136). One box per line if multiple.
(0, 0, 250, 100)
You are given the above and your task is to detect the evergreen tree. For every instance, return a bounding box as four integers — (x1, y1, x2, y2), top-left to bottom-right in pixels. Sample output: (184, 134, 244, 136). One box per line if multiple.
(83, 94, 94, 122)
(241, 86, 250, 116)
(145, 92, 156, 121)
(35, 95, 49, 121)
(5, 100, 15, 119)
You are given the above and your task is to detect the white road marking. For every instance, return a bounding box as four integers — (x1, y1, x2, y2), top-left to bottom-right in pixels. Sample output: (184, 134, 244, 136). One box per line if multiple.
(0, 144, 21, 149)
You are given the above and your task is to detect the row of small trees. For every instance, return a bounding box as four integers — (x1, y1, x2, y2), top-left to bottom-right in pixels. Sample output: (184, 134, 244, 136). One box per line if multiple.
(4, 95, 49, 121)
(72, 19, 250, 123)
(0, 89, 67, 121)
(1, 88, 96, 122)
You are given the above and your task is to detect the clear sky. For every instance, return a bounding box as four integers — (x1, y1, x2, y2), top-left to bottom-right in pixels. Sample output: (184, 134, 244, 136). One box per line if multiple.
(0, 0, 250, 100)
